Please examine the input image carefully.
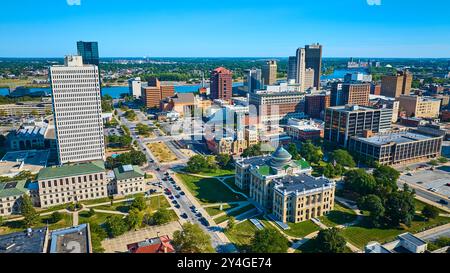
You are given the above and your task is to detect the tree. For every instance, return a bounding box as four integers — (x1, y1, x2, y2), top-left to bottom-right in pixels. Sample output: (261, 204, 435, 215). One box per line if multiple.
(329, 149, 355, 167)
(87, 208, 96, 218)
(172, 223, 215, 253)
(126, 208, 143, 230)
(50, 211, 63, 224)
(186, 155, 209, 173)
(130, 196, 147, 211)
(384, 186, 415, 227)
(104, 215, 128, 238)
(152, 208, 173, 225)
(300, 141, 323, 164)
(286, 143, 301, 160)
(373, 165, 400, 194)
(0, 216, 4, 226)
(226, 217, 236, 231)
(90, 223, 108, 253)
(21, 194, 39, 226)
(358, 194, 385, 227)
(242, 143, 266, 157)
(320, 163, 344, 178)
(315, 228, 347, 253)
(344, 169, 377, 195)
(422, 205, 439, 220)
(216, 154, 232, 169)
(136, 123, 152, 136)
(250, 229, 289, 253)
(437, 157, 448, 164)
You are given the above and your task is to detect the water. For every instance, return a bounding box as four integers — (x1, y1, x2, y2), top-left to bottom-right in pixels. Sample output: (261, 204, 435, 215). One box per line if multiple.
(321, 68, 368, 80)
(0, 82, 244, 98)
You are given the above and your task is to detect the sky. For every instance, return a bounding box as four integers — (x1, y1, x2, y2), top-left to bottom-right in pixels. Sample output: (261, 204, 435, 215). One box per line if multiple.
(0, 0, 449, 58)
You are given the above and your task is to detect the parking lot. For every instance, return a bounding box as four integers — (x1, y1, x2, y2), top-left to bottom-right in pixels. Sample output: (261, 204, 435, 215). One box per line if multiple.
(400, 166, 450, 198)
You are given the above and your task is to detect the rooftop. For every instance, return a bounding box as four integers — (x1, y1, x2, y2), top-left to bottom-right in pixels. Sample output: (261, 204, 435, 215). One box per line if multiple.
(0, 180, 27, 198)
(354, 130, 439, 146)
(127, 235, 175, 253)
(49, 224, 91, 253)
(113, 164, 145, 181)
(37, 160, 105, 181)
(0, 228, 48, 253)
(273, 173, 333, 194)
(0, 150, 50, 177)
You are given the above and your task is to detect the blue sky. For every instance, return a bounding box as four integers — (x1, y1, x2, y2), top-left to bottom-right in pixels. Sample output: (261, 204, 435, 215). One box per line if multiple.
(0, 0, 449, 58)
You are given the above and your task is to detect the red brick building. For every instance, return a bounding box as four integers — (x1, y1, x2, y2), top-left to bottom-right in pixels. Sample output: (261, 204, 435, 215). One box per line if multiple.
(210, 67, 232, 101)
(141, 77, 175, 108)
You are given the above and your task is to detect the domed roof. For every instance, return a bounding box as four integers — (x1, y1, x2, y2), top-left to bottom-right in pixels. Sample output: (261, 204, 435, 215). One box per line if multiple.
(269, 146, 292, 168)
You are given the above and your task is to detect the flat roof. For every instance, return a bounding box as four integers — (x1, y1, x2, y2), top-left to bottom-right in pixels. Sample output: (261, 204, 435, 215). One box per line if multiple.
(398, 232, 427, 247)
(0, 228, 48, 253)
(37, 160, 105, 181)
(0, 150, 50, 176)
(355, 130, 438, 145)
(50, 224, 90, 253)
(274, 173, 333, 193)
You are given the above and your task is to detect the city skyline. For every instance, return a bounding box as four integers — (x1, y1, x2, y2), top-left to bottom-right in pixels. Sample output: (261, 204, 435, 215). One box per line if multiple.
(1, 0, 449, 58)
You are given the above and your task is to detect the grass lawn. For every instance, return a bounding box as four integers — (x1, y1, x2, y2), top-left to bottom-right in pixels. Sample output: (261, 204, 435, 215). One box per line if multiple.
(205, 203, 239, 217)
(196, 169, 236, 177)
(0, 213, 73, 235)
(78, 211, 113, 226)
(222, 177, 249, 196)
(283, 220, 321, 238)
(177, 174, 246, 204)
(340, 214, 450, 249)
(80, 197, 113, 206)
(95, 195, 169, 213)
(146, 195, 171, 211)
(414, 199, 448, 214)
(147, 142, 178, 163)
(318, 203, 357, 227)
(214, 204, 256, 224)
(224, 220, 258, 252)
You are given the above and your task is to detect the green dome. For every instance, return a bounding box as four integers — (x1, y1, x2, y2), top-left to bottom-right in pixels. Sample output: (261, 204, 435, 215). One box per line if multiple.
(270, 146, 292, 168)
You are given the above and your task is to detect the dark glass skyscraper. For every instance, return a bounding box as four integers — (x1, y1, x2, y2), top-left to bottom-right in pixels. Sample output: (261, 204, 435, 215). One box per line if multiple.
(305, 43, 322, 90)
(77, 41, 99, 66)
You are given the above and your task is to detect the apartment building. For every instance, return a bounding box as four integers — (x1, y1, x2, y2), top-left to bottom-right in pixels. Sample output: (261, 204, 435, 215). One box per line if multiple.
(210, 67, 232, 101)
(37, 160, 108, 208)
(398, 95, 441, 119)
(49, 55, 105, 164)
(324, 105, 393, 147)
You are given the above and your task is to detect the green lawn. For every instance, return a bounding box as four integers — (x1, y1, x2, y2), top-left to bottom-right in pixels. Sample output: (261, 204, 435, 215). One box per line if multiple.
(94, 195, 169, 213)
(222, 177, 249, 196)
(224, 220, 258, 252)
(0, 213, 73, 235)
(318, 203, 357, 227)
(340, 214, 450, 248)
(205, 203, 239, 217)
(146, 195, 171, 211)
(214, 204, 256, 224)
(177, 174, 245, 204)
(191, 168, 236, 178)
(414, 199, 447, 214)
(78, 211, 113, 226)
(295, 238, 353, 253)
(283, 220, 321, 238)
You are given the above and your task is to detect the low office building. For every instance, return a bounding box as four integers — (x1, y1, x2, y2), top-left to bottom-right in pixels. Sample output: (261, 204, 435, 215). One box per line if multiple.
(365, 233, 427, 253)
(6, 120, 56, 152)
(0, 180, 28, 216)
(49, 224, 92, 253)
(111, 165, 145, 197)
(348, 129, 443, 166)
(284, 118, 324, 141)
(0, 227, 49, 253)
(37, 160, 108, 208)
(0, 150, 50, 177)
(398, 95, 441, 119)
(272, 174, 335, 223)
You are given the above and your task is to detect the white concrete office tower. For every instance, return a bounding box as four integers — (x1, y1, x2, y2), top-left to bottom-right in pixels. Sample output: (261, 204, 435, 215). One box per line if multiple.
(50, 55, 105, 164)
(295, 48, 306, 91)
(128, 77, 142, 98)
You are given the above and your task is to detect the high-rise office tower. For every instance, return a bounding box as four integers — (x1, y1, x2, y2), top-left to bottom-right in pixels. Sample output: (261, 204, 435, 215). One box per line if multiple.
(287, 56, 297, 82)
(128, 77, 142, 98)
(295, 48, 306, 90)
(304, 68, 315, 90)
(76, 41, 99, 66)
(50, 55, 105, 164)
(210, 67, 233, 101)
(305, 43, 322, 90)
(262, 60, 277, 85)
(324, 105, 392, 147)
(381, 70, 413, 98)
(244, 68, 262, 93)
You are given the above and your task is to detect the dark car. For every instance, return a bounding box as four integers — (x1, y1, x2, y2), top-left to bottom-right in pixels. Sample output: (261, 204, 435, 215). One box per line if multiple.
(196, 212, 202, 218)
(190, 205, 195, 210)
(181, 213, 188, 219)
(175, 194, 180, 198)
(438, 199, 449, 205)
(175, 204, 181, 209)
(199, 217, 210, 227)
(180, 191, 185, 195)
(172, 200, 178, 204)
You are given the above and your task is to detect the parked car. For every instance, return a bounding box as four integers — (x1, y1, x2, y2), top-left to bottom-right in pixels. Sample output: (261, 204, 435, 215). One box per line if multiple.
(181, 213, 188, 219)
(199, 217, 210, 226)
(438, 199, 449, 205)
(180, 191, 185, 195)
(175, 194, 180, 198)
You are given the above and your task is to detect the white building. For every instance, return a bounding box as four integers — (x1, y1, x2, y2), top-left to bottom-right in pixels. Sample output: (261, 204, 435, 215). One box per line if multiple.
(295, 47, 306, 91)
(50, 55, 105, 164)
(128, 77, 142, 98)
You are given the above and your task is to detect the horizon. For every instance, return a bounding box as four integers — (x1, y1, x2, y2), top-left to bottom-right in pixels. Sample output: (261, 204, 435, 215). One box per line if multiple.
(1, 0, 449, 58)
